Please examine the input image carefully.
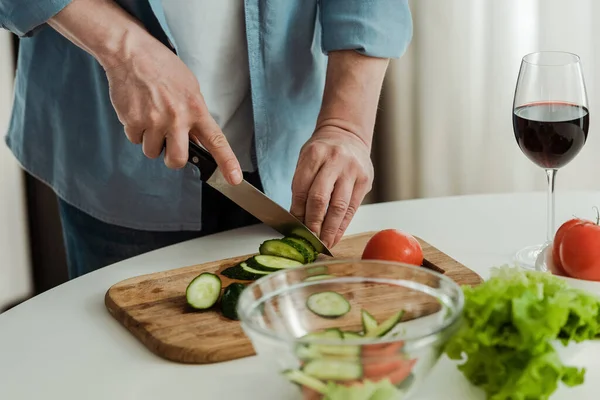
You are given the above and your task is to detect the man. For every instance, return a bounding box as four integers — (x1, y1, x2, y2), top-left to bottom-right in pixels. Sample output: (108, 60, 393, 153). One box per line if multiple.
(0, 0, 413, 279)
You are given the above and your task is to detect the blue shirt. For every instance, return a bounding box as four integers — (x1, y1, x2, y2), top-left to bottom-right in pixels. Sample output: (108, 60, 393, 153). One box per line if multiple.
(0, 0, 413, 231)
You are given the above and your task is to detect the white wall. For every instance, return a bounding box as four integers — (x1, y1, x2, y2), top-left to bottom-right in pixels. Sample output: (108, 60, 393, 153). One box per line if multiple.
(379, 0, 600, 201)
(0, 31, 32, 311)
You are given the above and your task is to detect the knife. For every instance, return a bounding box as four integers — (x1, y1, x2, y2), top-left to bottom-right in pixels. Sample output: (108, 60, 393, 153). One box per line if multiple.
(187, 140, 333, 257)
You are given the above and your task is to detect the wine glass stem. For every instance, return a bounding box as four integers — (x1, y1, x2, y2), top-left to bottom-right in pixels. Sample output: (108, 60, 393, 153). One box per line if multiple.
(545, 168, 557, 243)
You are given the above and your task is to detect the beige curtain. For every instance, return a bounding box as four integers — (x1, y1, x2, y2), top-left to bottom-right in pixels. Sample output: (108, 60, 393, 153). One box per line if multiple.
(373, 0, 600, 202)
(0, 32, 32, 311)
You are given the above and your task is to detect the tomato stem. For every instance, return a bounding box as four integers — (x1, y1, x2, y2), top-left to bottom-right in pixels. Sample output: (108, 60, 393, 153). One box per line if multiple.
(594, 206, 600, 225)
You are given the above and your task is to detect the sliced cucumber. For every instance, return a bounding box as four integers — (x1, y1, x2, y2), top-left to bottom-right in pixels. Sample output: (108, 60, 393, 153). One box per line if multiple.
(306, 265, 329, 275)
(259, 239, 309, 263)
(220, 283, 246, 320)
(302, 359, 362, 381)
(342, 331, 363, 340)
(361, 309, 378, 334)
(296, 343, 360, 361)
(306, 291, 351, 318)
(185, 272, 222, 310)
(284, 236, 317, 262)
(247, 255, 303, 271)
(396, 373, 415, 390)
(302, 328, 343, 341)
(282, 369, 328, 394)
(297, 328, 360, 360)
(304, 274, 334, 282)
(240, 262, 272, 276)
(364, 310, 405, 338)
(221, 262, 263, 281)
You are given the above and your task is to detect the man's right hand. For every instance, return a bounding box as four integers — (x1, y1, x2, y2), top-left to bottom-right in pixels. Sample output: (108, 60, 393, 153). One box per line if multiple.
(48, 0, 242, 185)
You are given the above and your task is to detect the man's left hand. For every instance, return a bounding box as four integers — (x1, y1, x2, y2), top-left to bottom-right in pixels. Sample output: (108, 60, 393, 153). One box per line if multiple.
(290, 124, 373, 248)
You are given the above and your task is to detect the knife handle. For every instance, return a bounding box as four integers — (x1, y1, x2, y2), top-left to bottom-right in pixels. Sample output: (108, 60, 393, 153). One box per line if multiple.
(187, 140, 218, 182)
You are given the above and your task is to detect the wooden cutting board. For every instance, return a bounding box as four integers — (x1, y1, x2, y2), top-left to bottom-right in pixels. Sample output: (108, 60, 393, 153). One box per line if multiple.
(105, 232, 482, 364)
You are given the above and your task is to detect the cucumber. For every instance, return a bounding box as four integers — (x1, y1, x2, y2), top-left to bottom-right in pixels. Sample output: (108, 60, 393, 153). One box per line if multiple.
(296, 343, 360, 361)
(284, 236, 317, 262)
(240, 262, 272, 276)
(302, 328, 344, 341)
(185, 272, 222, 310)
(361, 309, 378, 334)
(221, 262, 263, 281)
(297, 328, 360, 360)
(259, 239, 310, 263)
(282, 369, 328, 394)
(302, 359, 362, 381)
(306, 265, 329, 275)
(397, 373, 415, 390)
(306, 291, 351, 318)
(304, 274, 334, 282)
(364, 310, 405, 338)
(220, 283, 246, 320)
(247, 255, 303, 271)
(342, 331, 363, 340)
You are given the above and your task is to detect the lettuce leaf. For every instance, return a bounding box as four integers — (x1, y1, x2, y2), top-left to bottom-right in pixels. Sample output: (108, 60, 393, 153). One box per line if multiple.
(445, 265, 600, 399)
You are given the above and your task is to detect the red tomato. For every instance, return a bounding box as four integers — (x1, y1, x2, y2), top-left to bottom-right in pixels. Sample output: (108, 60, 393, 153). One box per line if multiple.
(559, 220, 600, 281)
(546, 243, 568, 277)
(552, 218, 580, 274)
(361, 229, 423, 266)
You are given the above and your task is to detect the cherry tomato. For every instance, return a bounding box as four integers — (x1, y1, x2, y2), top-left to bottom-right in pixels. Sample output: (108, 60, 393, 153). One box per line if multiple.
(552, 218, 580, 274)
(361, 229, 423, 266)
(559, 220, 600, 281)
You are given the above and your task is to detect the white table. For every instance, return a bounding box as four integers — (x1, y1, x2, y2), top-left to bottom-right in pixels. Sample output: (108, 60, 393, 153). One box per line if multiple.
(2, 191, 600, 399)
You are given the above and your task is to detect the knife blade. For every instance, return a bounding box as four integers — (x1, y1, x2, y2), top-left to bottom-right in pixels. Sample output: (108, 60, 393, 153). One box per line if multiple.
(187, 140, 333, 256)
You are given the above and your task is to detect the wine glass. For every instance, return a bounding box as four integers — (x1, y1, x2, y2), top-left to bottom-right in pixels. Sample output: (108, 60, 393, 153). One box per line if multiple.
(512, 51, 590, 270)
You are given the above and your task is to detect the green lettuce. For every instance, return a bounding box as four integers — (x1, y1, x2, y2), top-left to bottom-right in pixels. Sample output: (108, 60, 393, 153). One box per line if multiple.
(445, 265, 600, 399)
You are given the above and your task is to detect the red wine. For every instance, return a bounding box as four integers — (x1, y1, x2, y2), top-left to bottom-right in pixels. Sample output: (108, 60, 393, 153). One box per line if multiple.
(513, 102, 589, 169)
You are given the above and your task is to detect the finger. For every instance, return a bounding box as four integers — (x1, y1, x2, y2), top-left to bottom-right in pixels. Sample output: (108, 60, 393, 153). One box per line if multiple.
(290, 147, 326, 222)
(304, 164, 340, 236)
(193, 116, 241, 185)
(164, 127, 189, 169)
(320, 177, 355, 248)
(124, 125, 144, 145)
(142, 130, 166, 159)
(333, 179, 370, 246)
(290, 166, 322, 223)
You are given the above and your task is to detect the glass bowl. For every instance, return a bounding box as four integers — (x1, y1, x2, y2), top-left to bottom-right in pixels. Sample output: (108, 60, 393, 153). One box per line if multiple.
(237, 260, 464, 400)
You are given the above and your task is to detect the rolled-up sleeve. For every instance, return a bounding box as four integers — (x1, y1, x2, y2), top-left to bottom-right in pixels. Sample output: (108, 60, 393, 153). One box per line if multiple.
(320, 0, 413, 58)
(0, 0, 73, 37)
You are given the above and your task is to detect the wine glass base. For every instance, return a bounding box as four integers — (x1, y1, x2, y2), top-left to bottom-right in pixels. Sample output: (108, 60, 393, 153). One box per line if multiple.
(513, 244, 547, 270)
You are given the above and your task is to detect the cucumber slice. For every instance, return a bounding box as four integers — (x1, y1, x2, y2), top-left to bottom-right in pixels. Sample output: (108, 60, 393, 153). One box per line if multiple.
(247, 255, 303, 271)
(220, 283, 246, 320)
(221, 262, 263, 281)
(240, 262, 272, 276)
(302, 328, 344, 341)
(304, 274, 334, 282)
(282, 369, 328, 394)
(342, 331, 363, 340)
(297, 329, 359, 360)
(185, 272, 222, 310)
(297, 343, 361, 360)
(361, 309, 378, 334)
(306, 291, 351, 318)
(284, 236, 317, 262)
(396, 373, 415, 390)
(302, 359, 362, 381)
(364, 310, 405, 338)
(259, 239, 309, 263)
